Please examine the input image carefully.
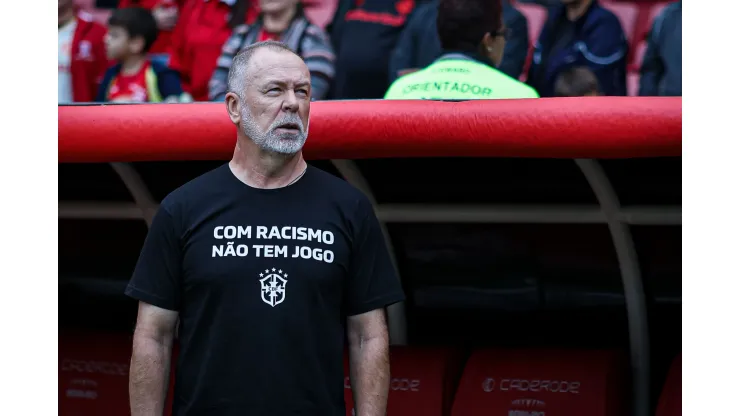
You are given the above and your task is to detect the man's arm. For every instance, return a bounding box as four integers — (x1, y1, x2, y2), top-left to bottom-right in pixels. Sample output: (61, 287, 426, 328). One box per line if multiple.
(347, 308, 390, 416)
(130, 302, 179, 416)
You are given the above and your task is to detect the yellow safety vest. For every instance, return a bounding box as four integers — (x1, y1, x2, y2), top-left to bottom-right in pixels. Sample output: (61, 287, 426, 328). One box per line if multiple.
(385, 57, 539, 100)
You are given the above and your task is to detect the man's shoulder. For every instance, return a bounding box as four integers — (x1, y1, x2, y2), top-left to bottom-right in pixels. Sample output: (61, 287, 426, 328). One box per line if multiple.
(160, 164, 229, 212)
(307, 165, 372, 209)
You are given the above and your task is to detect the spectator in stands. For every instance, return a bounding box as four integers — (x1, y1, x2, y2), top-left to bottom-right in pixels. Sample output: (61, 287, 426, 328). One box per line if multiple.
(126, 41, 404, 415)
(209, 0, 335, 101)
(96, 7, 185, 103)
(639, 1, 681, 96)
(168, 0, 260, 101)
(553, 66, 601, 96)
(384, 0, 538, 100)
(327, 0, 419, 99)
(388, 0, 530, 82)
(58, 0, 109, 103)
(526, 0, 628, 97)
(116, 0, 185, 67)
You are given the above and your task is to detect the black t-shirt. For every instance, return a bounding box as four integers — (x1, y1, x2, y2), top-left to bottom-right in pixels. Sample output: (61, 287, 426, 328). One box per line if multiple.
(125, 164, 405, 416)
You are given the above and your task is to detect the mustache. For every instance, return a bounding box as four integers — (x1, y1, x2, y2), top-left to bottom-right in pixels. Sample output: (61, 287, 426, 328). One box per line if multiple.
(269, 116, 305, 133)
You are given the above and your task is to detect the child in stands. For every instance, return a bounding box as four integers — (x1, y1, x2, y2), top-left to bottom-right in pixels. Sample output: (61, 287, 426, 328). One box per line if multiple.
(96, 7, 187, 103)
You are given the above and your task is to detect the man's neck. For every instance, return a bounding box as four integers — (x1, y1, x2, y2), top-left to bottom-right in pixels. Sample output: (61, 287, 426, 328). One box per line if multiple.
(229, 137, 307, 189)
(565, 0, 592, 22)
(121, 55, 147, 76)
(262, 8, 296, 34)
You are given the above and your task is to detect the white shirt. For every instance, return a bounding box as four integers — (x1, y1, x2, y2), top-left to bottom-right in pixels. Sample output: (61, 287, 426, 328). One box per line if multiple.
(58, 19, 77, 104)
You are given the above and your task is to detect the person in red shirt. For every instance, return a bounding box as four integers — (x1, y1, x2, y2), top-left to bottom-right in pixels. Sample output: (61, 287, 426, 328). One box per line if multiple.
(168, 0, 260, 101)
(58, 0, 109, 103)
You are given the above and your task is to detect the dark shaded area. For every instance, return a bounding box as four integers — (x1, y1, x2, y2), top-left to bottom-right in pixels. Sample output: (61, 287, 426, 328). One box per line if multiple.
(601, 157, 681, 206)
(356, 158, 598, 204)
(59, 163, 133, 202)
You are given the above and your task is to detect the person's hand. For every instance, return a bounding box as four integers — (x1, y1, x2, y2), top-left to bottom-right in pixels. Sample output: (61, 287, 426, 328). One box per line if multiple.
(152, 5, 178, 31)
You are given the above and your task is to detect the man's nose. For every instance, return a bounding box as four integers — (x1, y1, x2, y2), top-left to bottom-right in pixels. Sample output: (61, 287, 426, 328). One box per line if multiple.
(282, 91, 299, 112)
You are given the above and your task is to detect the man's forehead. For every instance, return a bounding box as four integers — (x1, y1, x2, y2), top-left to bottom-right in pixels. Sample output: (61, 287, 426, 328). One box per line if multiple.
(247, 48, 309, 77)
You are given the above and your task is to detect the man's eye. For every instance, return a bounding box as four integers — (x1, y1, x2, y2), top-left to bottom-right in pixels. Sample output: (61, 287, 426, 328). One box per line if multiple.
(296, 89, 308, 95)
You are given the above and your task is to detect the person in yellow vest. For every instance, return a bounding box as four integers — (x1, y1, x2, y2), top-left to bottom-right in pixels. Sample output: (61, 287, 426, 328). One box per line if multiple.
(385, 0, 539, 100)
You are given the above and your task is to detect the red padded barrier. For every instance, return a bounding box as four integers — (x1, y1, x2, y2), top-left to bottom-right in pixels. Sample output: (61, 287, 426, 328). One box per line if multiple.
(344, 346, 464, 416)
(451, 349, 628, 416)
(656, 354, 681, 416)
(58, 98, 681, 163)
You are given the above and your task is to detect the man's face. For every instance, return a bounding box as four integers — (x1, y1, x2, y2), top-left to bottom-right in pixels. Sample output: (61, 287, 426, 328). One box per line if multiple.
(238, 48, 311, 155)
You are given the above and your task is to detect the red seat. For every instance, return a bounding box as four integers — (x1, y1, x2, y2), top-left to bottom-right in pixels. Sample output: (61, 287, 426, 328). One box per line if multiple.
(638, 2, 670, 40)
(344, 346, 463, 416)
(602, 2, 639, 45)
(627, 72, 640, 96)
(516, 4, 548, 45)
(59, 331, 132, 416)
(451, 349, 629, 416)
(648, 2, 671, 27)
(656, 355, 681, 416)
(631, 40, 648, 71)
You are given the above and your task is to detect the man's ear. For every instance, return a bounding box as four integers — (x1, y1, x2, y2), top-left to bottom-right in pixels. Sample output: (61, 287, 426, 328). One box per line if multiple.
(225, 92, 241, 125)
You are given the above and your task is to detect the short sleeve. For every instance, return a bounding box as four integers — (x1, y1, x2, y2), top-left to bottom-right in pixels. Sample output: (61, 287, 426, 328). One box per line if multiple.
(124, 205, 183, 311)
(345, 198, 405, 316)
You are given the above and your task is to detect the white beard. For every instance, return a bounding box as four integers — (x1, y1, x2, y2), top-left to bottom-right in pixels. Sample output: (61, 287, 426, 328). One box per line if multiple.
(240, 108, 308, 155)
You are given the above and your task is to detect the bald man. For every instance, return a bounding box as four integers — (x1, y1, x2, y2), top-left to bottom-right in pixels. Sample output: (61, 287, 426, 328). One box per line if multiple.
(126, 41, 404, 416)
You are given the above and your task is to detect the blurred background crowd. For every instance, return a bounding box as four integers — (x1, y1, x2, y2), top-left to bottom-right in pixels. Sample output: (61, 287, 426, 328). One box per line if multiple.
(58, 0, 681, 104)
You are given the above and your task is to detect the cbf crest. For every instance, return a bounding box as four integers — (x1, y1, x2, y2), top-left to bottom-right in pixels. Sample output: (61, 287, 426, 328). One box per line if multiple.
(259, 268, 288, 307)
